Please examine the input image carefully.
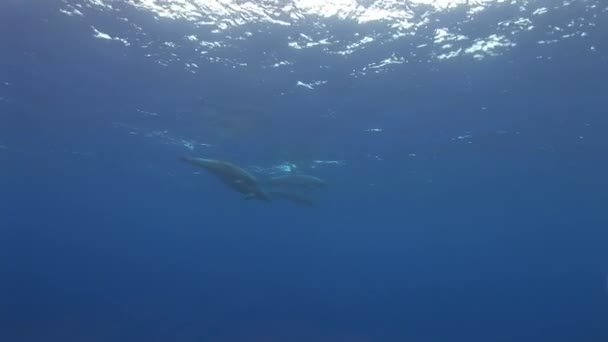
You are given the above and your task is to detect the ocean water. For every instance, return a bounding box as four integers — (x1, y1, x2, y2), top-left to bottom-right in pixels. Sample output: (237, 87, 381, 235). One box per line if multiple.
(1, 0, 607, 341)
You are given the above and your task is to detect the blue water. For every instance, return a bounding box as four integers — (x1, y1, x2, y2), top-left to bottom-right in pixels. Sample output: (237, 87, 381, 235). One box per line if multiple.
(1, 0, 608, 341)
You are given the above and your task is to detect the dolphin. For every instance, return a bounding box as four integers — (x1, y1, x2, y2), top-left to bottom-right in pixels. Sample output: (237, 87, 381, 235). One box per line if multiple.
(267, 174, 327, 190)
(180, 156, 270, 201)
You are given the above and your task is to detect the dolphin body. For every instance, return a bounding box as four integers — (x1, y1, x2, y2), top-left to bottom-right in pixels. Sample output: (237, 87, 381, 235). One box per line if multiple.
(180, 156, 270, 201)
(267, 174, 327, 190)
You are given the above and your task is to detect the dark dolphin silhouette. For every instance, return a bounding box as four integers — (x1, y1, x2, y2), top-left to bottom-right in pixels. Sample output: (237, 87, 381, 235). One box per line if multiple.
(180, 156, 270, 201)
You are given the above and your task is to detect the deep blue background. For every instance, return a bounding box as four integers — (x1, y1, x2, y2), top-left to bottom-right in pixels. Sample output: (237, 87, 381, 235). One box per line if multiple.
(1, 1, 608, 341)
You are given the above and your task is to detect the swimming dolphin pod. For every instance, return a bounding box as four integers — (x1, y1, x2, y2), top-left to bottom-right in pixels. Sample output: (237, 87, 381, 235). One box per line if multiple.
(180, 156, 271, 201)
(181, 156, 327, 207)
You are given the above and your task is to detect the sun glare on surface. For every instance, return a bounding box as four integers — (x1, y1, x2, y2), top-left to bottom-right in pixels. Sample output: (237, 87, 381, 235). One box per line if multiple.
(62, 0, 604, 72)
(409, 0, 498, 9)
